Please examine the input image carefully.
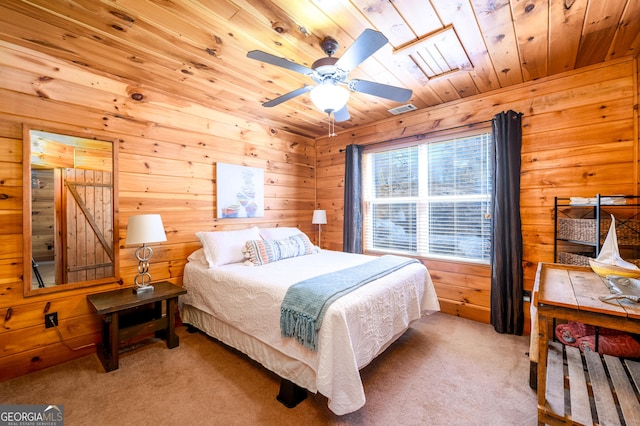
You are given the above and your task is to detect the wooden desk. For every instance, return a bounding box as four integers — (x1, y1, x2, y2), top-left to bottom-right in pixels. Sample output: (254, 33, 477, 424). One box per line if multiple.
(87, 281, 187, 372)
(534, 263, 640, 425)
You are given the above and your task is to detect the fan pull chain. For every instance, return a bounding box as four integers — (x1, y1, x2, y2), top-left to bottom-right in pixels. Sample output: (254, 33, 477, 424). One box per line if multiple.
(328, 112, 337, 137)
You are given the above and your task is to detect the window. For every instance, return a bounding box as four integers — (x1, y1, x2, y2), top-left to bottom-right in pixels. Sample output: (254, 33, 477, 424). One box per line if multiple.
(363, 132, 493, 263)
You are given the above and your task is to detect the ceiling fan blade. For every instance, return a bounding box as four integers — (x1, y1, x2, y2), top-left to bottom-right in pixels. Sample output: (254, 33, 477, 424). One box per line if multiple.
(333, 106, 350, 122)
(247, 50, 314, 76)
(335, 29, 388, 72)
(262, 86, 313, 107)
(349, 79, 412, 103)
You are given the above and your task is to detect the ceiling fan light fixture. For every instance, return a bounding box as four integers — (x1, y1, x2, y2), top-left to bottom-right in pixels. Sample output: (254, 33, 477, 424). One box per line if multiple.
(310, 82, 349, 113)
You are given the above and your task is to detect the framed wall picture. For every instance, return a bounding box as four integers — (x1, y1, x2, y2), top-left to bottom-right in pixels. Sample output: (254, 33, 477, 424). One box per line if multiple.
(216, 162, 264, 218)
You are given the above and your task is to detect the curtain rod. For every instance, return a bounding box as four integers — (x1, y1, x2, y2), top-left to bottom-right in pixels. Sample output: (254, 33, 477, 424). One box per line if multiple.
(338, 118, 494, 152)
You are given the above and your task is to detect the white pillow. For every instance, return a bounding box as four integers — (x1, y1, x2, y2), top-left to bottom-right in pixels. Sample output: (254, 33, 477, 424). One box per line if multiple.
(187, 248, 208, 266)
(196, 227, 260, 267)
(259, 227, 303, 240)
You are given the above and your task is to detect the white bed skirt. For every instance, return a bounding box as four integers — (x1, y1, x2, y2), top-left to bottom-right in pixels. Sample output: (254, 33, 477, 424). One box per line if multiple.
(180, 303, 318, 393)
(180, 303, 417, 412)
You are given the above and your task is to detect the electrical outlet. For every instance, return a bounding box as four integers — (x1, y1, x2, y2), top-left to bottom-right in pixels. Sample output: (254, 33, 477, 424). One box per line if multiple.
(45, 312, 58, 328)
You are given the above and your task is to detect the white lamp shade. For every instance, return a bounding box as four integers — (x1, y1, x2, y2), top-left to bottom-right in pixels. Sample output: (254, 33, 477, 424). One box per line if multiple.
(312, 209, 327, 225)
(310, 83, 349, 113)
(125, 214, 167, 245)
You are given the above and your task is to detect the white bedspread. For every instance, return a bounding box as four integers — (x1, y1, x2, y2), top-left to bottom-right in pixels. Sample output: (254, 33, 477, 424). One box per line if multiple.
(180, 250, 439, 415)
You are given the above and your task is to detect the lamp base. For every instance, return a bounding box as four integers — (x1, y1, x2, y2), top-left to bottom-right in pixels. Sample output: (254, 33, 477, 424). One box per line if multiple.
(133, 284, 154, 294)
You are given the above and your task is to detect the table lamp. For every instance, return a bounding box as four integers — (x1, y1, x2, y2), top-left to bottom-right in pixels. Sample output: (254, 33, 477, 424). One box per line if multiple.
(125, 214, 167, 293)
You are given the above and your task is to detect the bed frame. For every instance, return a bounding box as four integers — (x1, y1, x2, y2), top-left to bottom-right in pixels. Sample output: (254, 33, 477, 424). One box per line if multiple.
(179, 250, 439, 414)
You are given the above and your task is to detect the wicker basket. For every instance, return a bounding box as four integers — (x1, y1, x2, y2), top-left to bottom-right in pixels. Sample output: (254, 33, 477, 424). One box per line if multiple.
(558, 218, 640, 245)
(558, 251, 640, 269)
(618, 220, 640, 244)
(558, 252, 592, 266)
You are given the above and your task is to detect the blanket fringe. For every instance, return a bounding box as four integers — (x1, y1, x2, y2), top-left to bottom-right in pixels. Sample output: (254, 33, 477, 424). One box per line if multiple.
(281, 308, 318, 351)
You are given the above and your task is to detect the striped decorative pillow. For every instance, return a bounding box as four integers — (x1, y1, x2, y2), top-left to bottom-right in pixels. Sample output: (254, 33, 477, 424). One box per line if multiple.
(243, 233, 317, 266)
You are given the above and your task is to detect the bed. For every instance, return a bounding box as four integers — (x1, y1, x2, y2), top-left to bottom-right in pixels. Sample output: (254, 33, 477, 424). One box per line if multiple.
(178, 227, 439, 415)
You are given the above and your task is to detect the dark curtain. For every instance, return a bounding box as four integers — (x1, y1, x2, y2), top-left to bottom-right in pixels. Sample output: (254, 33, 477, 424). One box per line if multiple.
(343, 144, 364, 253)
(490, 110, 524, 335)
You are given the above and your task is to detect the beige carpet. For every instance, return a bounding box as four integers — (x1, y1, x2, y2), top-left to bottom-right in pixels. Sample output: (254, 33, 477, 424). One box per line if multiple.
(0, 313, 538, 425)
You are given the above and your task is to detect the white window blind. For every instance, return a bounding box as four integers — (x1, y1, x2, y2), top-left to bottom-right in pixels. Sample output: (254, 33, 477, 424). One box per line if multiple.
(363, 132, 493, 262)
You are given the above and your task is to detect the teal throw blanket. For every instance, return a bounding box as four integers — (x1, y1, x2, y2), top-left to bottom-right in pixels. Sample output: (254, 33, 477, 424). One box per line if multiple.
(280, 255, 419, 351)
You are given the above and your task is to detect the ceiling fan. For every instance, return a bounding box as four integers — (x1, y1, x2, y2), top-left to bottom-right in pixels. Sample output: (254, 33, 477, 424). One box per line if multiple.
(247, 29, 413, 122)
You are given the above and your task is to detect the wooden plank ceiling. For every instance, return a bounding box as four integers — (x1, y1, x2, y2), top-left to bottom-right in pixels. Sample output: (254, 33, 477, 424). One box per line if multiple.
(1, 0, 639, 138)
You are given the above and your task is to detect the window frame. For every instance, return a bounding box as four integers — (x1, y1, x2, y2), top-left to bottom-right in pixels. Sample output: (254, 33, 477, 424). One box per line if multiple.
(362, 124, 493, 264)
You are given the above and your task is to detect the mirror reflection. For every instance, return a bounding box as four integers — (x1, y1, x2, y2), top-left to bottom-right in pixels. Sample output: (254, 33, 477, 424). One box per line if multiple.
(28, 130, 116, 291)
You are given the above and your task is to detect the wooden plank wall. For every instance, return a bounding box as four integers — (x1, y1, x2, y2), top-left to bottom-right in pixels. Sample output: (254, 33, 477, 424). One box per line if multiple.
(30, 169, 55, 262)
(316, 56, 639, 329)
(0, 41, 315, 380)
(0, 40, 638, 381)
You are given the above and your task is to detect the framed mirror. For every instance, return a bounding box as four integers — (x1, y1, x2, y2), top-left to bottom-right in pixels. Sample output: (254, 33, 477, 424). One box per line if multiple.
(23, 127, 119, 296)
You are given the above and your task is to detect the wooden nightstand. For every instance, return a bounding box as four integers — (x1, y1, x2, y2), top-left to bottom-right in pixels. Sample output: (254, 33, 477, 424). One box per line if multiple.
(87, 281, 187, 372)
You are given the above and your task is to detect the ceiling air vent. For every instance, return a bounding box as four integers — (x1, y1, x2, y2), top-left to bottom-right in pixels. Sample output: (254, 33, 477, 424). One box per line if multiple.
(388, 104, 417, 115)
